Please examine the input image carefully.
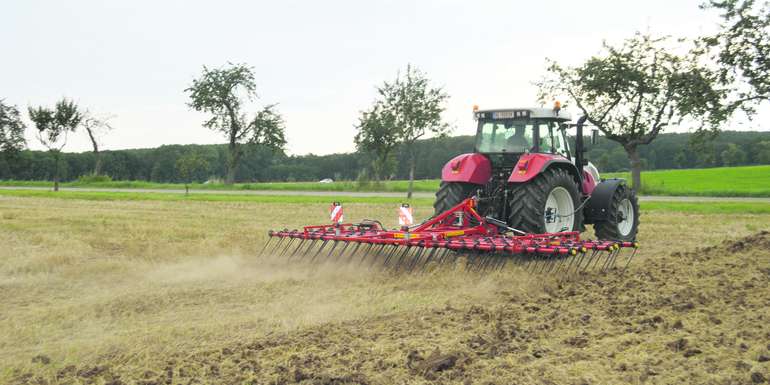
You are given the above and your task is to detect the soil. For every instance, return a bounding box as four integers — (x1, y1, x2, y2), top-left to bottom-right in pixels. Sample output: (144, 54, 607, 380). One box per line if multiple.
(9, 231, 770, 384)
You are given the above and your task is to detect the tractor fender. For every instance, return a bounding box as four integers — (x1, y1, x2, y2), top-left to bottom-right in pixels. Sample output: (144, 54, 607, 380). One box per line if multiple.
(584, 178, 627, 223)
(440, 153, 491, 185)
(507, 153, 580, 184)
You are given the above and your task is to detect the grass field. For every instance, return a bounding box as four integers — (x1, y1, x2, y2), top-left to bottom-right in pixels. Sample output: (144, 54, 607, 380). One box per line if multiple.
(2, 164, 769, 197)
(1, 193, 769, 384)
(1, 188, 769, 214)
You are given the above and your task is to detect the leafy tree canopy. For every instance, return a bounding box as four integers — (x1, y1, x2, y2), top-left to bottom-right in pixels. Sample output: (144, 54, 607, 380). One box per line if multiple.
(185, 63, 286, 183)
(538, 33, 733, 189)
(0, 100, 26, 153)
(701, 0, 770, 111)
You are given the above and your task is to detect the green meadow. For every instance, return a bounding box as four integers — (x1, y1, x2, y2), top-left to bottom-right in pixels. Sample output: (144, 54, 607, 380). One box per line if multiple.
(2, 165, 769, 197)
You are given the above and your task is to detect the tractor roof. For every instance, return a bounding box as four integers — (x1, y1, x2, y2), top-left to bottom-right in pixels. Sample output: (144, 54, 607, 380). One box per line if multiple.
(475, 108, 572, 121)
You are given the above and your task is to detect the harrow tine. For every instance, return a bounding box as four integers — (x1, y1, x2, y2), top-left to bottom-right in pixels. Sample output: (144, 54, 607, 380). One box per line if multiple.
(417, 247, 438, 272)
(361, 244, 383, 265)
(310, 240, 329, 262)
(602, 248, 620, 272)
(463, 252, 476, 271)
(269, 237, 285, 257)
(529, 254, 541, 273)
(435, 249, 450, 265)
(278, 238, 296, 258)
(376, 245, 399, 268)
(545, 254, 561, 274)
(537, 254, 550, 274)
(612, 247, 632, 270)
(345, 242, 363, 264)
(576, 250, 592, 272)
(399, 246, 422, 271)
(401, 246, 421, 269)
(553, 252, 571, 275)
(298, 239, 320, 260)
(589, 249, 607, 271)
(326, 241, 340, 259)
(607, 248, 621, 270)
(405, 247, 426, 272)
(523, 253, 534, 271)
(497, 257, 508, 271)
(480, 254, 498, 273)
(481, 254, 496, 272)
(622, 248, 638, 273)
(334, 241, 352, 262)
(474, 254, 488, 272)
(599, 248, 615, 272)
(258, 236, 274, 257)
(388, 246, 412, 270)
(287, 239, 307, 259)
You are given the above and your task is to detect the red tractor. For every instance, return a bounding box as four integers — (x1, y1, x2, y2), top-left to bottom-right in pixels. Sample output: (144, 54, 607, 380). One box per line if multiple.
(435, 106, 639, 241)
(264, 105, 640, 273)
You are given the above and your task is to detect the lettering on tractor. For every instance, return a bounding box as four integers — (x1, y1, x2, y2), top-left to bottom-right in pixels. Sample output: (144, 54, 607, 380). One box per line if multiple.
(262, 104, 639, 273)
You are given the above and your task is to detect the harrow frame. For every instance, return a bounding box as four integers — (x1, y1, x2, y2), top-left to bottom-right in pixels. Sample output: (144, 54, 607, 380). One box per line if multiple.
(264, 198, 638, 273)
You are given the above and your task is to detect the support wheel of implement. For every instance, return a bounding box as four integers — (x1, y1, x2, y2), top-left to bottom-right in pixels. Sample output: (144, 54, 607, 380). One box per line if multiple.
(594, 183, 639, 241)
(508, 168, 583, 234)
(434, 182, 477, 215)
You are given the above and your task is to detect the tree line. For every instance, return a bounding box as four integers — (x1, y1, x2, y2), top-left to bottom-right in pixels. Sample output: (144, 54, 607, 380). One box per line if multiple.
(1, 130, 768, 184)
(0, 0, 767, 192)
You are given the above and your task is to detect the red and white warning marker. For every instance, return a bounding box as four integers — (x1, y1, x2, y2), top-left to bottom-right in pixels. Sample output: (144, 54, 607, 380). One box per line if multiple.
(398, 203, 414, 227)
(330, 202, 344, 224)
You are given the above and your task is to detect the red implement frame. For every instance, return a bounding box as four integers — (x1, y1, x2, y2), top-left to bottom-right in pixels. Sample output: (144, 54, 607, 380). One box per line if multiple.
(268, 198, 637, 260)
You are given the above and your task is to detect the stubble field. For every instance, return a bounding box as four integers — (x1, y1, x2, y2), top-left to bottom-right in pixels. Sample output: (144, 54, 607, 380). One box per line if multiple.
(1, 195, 769, 384)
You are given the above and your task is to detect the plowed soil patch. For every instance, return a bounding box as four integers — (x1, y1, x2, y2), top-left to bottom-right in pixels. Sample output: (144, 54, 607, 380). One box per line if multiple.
(11, 231, 770, 384)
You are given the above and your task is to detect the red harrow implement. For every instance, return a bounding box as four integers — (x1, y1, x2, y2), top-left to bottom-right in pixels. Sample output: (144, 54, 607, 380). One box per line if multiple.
(263, 198, 638, 274)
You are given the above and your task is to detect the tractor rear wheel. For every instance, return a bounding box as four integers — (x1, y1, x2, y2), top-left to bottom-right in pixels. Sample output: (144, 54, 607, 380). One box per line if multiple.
(434, 182, 477, 215)
(594, 183, 639, 241)
(508, 168, 583, 234)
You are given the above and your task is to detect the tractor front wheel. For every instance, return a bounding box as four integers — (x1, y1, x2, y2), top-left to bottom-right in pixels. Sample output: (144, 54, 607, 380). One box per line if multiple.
(508, 168, 583, 234)
(434, 182, 477, 215)
(594, 183, 639, 241)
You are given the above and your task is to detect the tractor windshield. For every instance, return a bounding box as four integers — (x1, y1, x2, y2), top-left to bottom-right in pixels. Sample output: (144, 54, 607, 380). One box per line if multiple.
(476, 119, 535, 153)
(475, 119, 568, 155)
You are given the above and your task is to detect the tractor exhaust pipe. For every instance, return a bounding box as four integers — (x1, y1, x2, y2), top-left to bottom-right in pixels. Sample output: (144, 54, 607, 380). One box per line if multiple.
(574, 115, 588, 180)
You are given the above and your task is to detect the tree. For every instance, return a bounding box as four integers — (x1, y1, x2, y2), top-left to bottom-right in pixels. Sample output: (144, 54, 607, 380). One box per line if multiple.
(28, 99, 82, 191)
(538, 33, 731, 190)
(0, 100, 26, 155)
(721, 143, 748, 165)
(755, 141, 770, 164)
(81, 111, 115, 176)
(369, 65, 451, 198)
(354, 103, 399, 182)
(186, 63, 286, 184)
(701, 0, 770, 110)
(175, 151, 209, 195)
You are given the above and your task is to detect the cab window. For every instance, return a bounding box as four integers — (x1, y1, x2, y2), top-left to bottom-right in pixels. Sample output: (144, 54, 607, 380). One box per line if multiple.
(476, 120, 535, 153)
(536, 122, 569, 158)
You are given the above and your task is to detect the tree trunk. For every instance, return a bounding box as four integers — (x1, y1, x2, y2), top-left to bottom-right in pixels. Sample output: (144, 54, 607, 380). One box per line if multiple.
(407, 154, 416, 199)
(625, 145, 642, 191)
(225, 166, 236, 185)
(53, 152, 60, 192)
(86, 127, 101, 175)
(185, 184, 189, 196)
(93, 150, 102, 176)
(225, 142, 238, 185)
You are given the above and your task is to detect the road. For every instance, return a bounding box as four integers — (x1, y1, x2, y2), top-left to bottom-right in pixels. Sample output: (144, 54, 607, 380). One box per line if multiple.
(1, 186, 769, 203)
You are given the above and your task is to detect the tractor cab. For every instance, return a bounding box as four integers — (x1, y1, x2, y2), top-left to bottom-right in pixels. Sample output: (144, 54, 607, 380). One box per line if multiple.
(436, 104, 639, 242)
(474, 108, 572, 163)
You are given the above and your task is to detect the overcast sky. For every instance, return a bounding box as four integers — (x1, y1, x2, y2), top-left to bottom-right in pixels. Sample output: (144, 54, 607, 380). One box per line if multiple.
(2, 0, 768, 155)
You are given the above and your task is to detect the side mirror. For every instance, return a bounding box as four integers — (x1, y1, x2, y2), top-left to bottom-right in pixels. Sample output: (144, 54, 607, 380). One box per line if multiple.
(591, 129, 599, 145)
